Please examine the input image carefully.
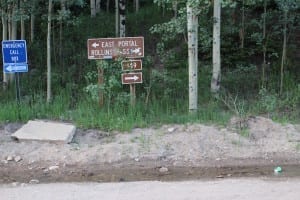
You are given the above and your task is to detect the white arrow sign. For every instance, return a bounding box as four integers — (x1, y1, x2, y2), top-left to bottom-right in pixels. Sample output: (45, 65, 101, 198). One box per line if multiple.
(92, 42, 99, 48)
(122, 72, 142, 84)
(4, 63, 28, 73)
(125, 75, 139, 81)
(130, 48, 142, 55)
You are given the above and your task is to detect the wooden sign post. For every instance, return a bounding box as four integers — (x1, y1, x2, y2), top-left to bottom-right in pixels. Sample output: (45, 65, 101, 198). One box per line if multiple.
(88, 37, 144, 107)
(121, 61, 143, 106)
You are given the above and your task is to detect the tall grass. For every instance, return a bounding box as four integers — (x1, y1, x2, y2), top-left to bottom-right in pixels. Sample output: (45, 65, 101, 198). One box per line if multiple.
(0, 86, 232, 131)
(1, 68, 298, 131)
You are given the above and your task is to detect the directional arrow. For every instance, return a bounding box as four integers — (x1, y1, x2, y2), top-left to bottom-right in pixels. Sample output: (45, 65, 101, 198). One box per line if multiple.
(130, 48, 142, 55)
(92, 42, 99, 48)
(87, 37, 144, 60)
(122, 72, 142, 84)
(4, 63, 28, 73)
(125, 75, 139, 81)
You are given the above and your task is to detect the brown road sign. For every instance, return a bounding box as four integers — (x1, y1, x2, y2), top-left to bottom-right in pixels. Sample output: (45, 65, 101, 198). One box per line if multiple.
(87, 37, 144, 59)
(122, 72, 143, 84)
(121, 60, 142, 71)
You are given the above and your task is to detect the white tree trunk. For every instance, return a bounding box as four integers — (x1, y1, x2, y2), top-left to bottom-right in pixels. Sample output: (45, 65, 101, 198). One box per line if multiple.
(172, 0, 178, 18)
(187, 3, 198, 112)
(240, 0, 245, 49)
(106, 0, 110, 12)
(119, 0, 126, 37)
(21, 17, 25, 39)
(91, 0, 96, 17)
(11, 5, 17, 40)
(30, 0, 36, 42)
(134, 0, 139, 13)
(8, 3, 17, 83)
(280, 10, 287, 95)
(211, 0, 221, 94)
(30, 2, 35, 43)
(262, 0, 267, 87)
(2, 11, 8, 89)
(21, 0, 25, 40)
(47, 0, 53, 102)
(115, 0, 119, 36)
(60, 0, 66, 66)
(96, 0, 101, 14)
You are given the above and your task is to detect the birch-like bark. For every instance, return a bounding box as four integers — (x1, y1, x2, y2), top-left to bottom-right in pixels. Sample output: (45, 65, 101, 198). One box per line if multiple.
(187, 3, 198, 112)
(262, 0, 267, 87)
(91, 0, 96, 17)
(96, 0, 101, 14)
(172, 0, 178, 18)
(30, 1, 35, 42)
(240, 0, 245, 49)
(119, 0, 126, 37)
(2, 10, 8, 89)
(211, 0, 221, 94)
(115, 0, 119, 36)
(11, 4, 17, 40)
(59, 0, 66, 67)
(47, 0, 53, 102)
(134, 0, 139, 13)
(106, 0, 110, 12)
(8, 2, 17, 83)
(20, 0, 25, 40)
(280, 10, 287, 95)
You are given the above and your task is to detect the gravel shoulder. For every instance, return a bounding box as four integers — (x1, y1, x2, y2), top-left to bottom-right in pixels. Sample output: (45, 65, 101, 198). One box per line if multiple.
(1, 116, 300, 183)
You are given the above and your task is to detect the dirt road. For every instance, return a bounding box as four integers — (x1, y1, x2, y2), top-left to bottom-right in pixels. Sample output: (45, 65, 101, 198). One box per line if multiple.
(1, 178, 300, 200)
(1, 116, 300, 183)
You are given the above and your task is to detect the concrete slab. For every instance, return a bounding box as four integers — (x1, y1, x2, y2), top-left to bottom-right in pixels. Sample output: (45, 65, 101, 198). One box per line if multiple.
(11, 120, 76, 143)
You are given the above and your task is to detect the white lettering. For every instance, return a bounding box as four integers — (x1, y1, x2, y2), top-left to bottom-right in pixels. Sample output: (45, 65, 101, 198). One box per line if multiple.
(9, 50, 19, 54)
(118, 40, 138, 47)
(90, 49, 113, 56)
(101, 41, 114, 48)
(11, 56, 19, 62)
(3, 43, 25, 48)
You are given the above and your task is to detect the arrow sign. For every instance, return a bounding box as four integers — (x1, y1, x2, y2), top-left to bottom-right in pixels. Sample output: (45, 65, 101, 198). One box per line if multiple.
(87, 37, 144, 59)
(92, 42, 99, 48)
(4, 63, 28, 73)
(125, 75, 139, 81)
(122, 72, 142, 84)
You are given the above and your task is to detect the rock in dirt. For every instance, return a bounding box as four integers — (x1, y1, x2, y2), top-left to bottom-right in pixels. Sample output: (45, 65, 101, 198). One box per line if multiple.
(14, 156, 22, 162)
(6, 156, 14, 161)
(49, 165, 59, 171)
(159, 167, 169, 173)
(29, 179, 39, 184)
(2, 160, 8, 164)
(11, 182, 21, 187)
(134, 158, 140, 162)
(11, 120, 76, 143)
(167, 127, 176, 133)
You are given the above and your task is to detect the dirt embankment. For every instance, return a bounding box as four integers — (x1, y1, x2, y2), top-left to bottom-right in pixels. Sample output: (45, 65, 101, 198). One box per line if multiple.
(1, 116, 300, 183)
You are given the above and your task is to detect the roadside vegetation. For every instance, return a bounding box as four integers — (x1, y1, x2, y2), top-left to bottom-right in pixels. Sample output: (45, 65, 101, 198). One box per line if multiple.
(0, 1, 299, 131)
